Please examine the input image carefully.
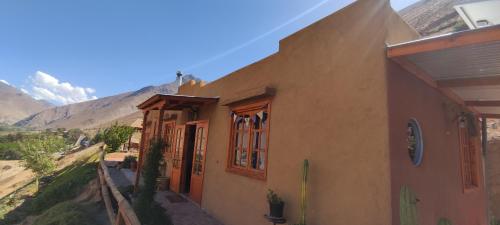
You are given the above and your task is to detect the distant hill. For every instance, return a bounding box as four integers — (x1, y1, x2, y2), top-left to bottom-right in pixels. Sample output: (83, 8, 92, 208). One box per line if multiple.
(398, 0, 484, 36)
(15, 75, 198, 129)
(0, 82, 53, 125)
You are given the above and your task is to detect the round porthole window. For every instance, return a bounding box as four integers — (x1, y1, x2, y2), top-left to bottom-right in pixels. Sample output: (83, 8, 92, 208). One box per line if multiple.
(407, 118, 423, 166)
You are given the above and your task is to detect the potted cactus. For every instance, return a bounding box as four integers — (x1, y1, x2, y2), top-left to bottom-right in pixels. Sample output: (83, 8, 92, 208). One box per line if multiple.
(267, 189, 285, 218)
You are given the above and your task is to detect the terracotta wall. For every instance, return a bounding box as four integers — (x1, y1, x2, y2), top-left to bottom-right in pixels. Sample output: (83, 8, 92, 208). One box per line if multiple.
(174, 1, 417, 224)
(387, 62, 488, 225)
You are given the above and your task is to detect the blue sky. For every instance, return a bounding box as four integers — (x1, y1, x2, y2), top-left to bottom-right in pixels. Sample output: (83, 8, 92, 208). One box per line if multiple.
(0, 0, 417, 105)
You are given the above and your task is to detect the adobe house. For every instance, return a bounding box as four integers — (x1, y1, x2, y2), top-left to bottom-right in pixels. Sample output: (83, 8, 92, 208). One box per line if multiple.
(135, 0, 500, 224)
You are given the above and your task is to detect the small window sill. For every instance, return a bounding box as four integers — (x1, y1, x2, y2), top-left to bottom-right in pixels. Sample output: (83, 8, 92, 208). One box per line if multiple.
(226, 167, 267, 181)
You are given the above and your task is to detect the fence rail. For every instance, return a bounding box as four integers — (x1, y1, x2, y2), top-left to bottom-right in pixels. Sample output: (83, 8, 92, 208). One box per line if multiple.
(98, 150, 141, 225)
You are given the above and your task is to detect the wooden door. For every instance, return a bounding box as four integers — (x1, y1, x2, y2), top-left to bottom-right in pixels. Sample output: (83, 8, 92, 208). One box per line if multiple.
(170, 125, 186, 193)
(189, 121, 209, 205)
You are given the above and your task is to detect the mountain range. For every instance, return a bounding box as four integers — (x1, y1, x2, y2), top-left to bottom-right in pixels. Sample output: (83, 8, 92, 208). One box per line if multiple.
(12, 75, 198, 130)
(0, 82, 52, 125)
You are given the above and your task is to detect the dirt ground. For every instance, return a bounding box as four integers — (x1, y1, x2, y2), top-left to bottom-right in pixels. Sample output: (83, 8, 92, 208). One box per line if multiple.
(0, 144, 103, 199)
(0, 160, 33, 199)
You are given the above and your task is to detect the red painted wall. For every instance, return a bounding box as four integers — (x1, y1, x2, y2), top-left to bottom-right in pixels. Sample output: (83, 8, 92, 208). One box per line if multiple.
(387, 61, 488, 225)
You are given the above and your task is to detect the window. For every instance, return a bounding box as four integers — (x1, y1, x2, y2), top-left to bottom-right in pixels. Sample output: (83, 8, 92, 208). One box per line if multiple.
(163, 122, 175, 154)
(407, 118, 424, 166)
(227, 100, 271, 179)
(193, 127, 205, 175)
(173, 127, 184, 169)
(458, 117, 479, 190)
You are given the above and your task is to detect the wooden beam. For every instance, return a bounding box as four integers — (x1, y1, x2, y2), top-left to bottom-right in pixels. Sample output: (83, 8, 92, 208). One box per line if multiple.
(387, 25, 500, 58)
(481, 114, 500, 119)
(437, 76, 500, 88)
(466, 100, 500, 107)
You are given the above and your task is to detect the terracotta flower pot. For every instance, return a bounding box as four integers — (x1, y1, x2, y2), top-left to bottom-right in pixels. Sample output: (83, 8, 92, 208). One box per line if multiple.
(130, 161, 137, 171)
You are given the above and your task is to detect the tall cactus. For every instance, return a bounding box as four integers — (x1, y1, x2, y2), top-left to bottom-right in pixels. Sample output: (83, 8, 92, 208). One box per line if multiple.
(400, 185, 418, 225)
(298, 159, 309, 225)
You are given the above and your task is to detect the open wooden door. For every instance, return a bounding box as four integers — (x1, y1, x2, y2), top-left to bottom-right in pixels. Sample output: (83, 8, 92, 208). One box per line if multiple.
(170, 125, 186, 193)
(189, 121, 209, 205)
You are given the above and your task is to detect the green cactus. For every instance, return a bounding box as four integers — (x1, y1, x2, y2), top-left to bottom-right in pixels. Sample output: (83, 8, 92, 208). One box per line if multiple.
(400, 185, 419, 225)
(296, 159, 309, 225)
(437, 218, 452, 225)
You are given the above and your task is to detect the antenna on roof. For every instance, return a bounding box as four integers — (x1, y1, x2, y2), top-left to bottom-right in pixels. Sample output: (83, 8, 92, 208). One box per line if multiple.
(176, 71, 183, 87)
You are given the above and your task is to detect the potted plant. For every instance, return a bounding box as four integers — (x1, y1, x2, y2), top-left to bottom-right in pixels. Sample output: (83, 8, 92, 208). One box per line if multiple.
(123, 155, 138, 171)
(130, 157, 137, 171)
(267, 189, 285, 218)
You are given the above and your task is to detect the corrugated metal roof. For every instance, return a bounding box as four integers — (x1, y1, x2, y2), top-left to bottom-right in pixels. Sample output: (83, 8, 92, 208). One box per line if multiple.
(387, 25, 500, 117)
(408, 40, 500, 80)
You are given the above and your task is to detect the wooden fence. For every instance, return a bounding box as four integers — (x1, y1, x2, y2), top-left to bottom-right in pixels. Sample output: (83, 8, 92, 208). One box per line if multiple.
(98, 150, 141, 225)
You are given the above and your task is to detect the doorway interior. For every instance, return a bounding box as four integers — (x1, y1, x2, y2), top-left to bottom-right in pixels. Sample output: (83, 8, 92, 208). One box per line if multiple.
(181, 124, 196, 194)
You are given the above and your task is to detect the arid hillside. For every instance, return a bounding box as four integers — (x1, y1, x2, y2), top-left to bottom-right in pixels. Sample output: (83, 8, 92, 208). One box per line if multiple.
(398, 0, 484, 36)
(0, 82, 52, 125)
(15, 75, 198, 129)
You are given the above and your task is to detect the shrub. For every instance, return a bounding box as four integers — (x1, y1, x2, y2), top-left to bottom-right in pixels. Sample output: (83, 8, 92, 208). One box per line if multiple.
(63, 128, 84, 145)
(103, 124, 135, 152)
(134, 140, 172, 225)
(122, 155, 137, 169)
(17, 134, 66, 190)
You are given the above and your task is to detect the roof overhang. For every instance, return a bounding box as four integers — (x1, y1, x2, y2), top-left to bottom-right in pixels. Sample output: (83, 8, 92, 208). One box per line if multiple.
(387, 25, 500, 118)
(137, 94, 219, 111)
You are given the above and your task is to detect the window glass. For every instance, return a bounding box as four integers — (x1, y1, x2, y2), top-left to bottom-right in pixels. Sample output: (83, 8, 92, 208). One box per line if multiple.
(407, 119, 423, 166)
(227, 101, 271, 179)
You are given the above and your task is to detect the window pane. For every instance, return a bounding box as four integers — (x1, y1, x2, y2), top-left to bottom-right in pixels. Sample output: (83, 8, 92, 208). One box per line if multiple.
(253, 131, 260, 150)
(260, 131, 266, 148)
(244, 115, 250, 129)
(241, 149, 247, 166)
(259, 149, 266, 170)
(253, 114, 261, 129)
(235, 116, 243, 130)
(251, 149, 258, 169)
(242, 131, 249, 148)
(234, 149, 241, 166)
(261, 111, 268, 128)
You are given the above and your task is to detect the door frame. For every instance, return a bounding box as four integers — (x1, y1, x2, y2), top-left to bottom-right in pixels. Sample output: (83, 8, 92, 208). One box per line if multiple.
(186, 120, 209, 205)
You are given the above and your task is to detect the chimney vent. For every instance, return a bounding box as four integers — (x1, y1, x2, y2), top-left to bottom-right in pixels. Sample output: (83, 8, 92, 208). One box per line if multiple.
(176, 71, 183, 86)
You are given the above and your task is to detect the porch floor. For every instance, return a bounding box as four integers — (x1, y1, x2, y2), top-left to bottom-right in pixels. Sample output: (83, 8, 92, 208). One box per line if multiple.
(155, 191, 224, 225)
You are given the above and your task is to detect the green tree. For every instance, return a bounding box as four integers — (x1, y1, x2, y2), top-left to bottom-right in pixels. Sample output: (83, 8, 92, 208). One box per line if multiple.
(103, 124, 135, 152)
(18, 135, 66, 191)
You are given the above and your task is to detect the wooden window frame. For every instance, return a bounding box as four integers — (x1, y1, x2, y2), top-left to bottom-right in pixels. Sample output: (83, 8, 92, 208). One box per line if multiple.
(458, 118, 480, 192)
(162, 121, 176, 157)
(226, 99, 271, 180)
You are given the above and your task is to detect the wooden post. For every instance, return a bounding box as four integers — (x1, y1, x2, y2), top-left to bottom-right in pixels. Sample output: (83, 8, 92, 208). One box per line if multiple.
(135, 110, 149, 190)
(482, 116, 488, 156)
(157, 108, 165, 141)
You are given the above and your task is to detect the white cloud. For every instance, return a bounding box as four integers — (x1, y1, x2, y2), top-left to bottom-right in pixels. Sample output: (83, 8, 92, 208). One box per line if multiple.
(20, 88, 29, 94)
(0, 80, 10, 85)
(28, 71, 98, 105)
